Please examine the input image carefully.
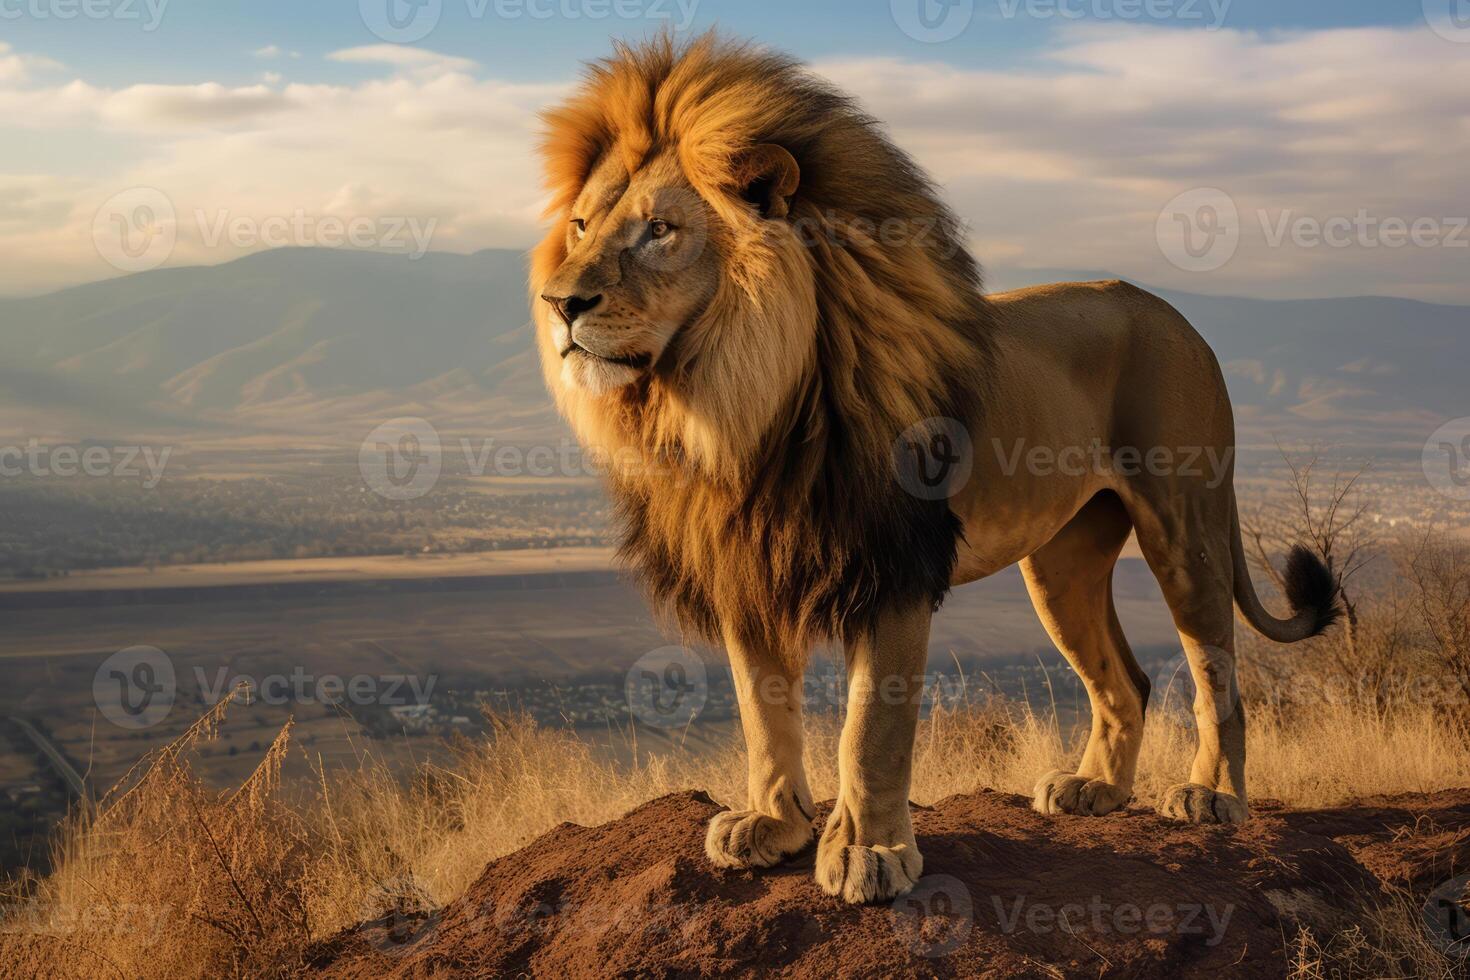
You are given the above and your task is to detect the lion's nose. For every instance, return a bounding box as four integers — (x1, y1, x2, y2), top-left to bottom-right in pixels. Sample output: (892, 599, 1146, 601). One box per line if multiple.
(541, 292, 603, 327)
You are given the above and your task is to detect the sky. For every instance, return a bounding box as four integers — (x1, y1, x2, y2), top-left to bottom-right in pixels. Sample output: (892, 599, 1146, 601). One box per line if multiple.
(1, 0, 1468, 300)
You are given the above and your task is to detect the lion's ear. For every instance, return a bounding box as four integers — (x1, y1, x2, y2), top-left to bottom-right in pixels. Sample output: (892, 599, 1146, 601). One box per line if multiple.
(733, 143, 800, 220)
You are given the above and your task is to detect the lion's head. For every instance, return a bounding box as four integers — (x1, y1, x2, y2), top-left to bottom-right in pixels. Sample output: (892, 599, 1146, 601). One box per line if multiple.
(529, 33, 990, 651)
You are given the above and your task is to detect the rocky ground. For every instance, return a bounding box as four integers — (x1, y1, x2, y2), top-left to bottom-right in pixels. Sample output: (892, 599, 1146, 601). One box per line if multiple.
(310, 788, 1470, 978)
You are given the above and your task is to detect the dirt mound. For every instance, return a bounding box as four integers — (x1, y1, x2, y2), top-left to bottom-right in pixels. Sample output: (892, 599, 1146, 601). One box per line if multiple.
(311, 788, 1470, 978)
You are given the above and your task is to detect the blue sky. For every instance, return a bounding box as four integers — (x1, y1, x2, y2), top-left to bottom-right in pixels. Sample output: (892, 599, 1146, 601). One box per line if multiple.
(2, 0, 1441, 85)
(2, 0, 1467, 301)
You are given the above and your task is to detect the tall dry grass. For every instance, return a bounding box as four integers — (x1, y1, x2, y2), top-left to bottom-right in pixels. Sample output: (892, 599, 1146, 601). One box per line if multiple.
(3, 686, 1467, 978)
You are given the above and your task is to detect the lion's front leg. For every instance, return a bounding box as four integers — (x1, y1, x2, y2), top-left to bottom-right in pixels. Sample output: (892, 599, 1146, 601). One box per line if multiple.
(705, 632, 815, 870)
(815, 602, 930, 904)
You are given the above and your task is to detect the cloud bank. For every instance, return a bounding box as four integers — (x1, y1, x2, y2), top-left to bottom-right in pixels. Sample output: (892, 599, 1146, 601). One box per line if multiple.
(0, 25, 1465, 301)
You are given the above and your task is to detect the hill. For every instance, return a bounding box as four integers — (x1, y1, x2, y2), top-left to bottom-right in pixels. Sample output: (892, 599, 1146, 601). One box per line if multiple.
(2, 249, 1465, 448)
(309, 788, 1470, 978)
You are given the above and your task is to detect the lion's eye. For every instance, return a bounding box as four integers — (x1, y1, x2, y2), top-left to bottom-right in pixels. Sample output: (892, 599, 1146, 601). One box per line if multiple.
(648, 219, 672, 240)
(570, 218, 586, 240)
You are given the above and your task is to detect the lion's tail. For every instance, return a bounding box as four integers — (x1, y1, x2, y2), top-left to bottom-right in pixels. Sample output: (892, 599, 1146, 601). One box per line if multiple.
(1229, 493, 1342, 643)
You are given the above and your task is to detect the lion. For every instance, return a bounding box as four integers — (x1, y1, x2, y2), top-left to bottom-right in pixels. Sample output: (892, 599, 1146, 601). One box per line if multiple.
(529, 33, 1340, 904)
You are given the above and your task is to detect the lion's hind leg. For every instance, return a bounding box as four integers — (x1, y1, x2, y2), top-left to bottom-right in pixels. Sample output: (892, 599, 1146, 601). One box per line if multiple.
(1127, 483, 1248, 824)
(1024, 491, 1149, 817)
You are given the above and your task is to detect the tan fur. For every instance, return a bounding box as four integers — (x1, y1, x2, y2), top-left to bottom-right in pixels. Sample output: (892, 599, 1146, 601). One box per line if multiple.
(531, 34, 1338, 903)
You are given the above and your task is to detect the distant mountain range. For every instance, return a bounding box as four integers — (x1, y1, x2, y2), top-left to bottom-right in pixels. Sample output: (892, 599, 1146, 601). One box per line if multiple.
(1, 247, 1463, 448)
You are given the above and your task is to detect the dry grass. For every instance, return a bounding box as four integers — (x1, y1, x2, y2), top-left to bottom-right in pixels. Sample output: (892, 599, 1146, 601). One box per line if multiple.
(1286, 893, 1465, 980)
(3, 687, 1467, 978)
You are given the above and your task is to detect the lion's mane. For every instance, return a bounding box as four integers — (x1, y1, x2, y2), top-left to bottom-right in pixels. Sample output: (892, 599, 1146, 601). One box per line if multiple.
(531, 33, 991, 661)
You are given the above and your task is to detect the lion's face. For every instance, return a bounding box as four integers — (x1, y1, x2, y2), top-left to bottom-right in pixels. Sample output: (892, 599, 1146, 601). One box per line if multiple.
(539, 152, 721, 397)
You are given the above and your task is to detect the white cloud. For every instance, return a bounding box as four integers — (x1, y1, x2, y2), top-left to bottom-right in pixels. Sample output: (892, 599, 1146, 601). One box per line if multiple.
(0, 50, 562, 294)
(326, 45, 478, 76)
(252, 45, 300, 60)
(0, 42, 62, 85)
(814, 24, 1470, 302)
(0, 25, 1465, 303)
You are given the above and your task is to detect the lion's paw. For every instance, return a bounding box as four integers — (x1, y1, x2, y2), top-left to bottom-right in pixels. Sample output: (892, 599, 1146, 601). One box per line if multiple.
(1032, 770, 1131, 816)
(705, 809, 812, 870)
(1159, 783, 1247, 824)
(815, 832, 922, 904)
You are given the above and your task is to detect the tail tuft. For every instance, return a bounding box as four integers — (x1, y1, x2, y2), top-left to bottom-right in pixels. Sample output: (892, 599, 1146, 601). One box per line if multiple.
(1282, 545, 1342, 638)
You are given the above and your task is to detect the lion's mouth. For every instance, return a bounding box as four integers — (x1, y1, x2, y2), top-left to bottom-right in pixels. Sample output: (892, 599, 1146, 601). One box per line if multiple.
(561, 341, 651, 371)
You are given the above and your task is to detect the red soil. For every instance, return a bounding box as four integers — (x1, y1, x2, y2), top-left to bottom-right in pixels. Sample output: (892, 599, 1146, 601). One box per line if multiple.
(311, 788, 1470, 978)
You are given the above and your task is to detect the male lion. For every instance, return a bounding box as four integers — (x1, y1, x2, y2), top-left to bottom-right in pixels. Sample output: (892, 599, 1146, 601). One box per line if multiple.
(530, 34, 1339, 904)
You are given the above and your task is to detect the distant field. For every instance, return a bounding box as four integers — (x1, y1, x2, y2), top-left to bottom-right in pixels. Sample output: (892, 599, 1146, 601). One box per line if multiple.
(0, 544, 1179, 877)
(0, 546, 616, 593)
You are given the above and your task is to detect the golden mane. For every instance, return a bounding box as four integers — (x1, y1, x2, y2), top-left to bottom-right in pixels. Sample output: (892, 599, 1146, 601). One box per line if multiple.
(530, 33, 991, 658)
